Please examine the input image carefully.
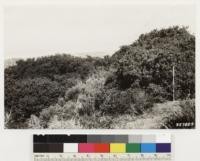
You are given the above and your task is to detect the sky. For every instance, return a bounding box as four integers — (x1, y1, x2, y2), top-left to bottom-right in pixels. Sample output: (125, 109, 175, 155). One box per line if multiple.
(4, 3, 195, 59)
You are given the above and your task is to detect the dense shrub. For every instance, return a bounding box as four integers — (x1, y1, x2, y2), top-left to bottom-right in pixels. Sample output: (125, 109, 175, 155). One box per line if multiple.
(98, 88, 152, 115)
(111, 26, 195, 100)
(146, 83, 168, 103)
(161, 99, 195, 129)
(64, 82, 85, 102)
(5, 54, 109, 128)
(5, 77, 62, 128)
(39, 101, 77, 128)
(5, 54, 108, 81)
(32, 71, 109, 129)
(75, 71, 108, 116)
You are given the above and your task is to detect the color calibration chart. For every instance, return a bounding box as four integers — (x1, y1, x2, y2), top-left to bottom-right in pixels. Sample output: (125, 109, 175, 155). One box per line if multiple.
(33, 134, 172, 161)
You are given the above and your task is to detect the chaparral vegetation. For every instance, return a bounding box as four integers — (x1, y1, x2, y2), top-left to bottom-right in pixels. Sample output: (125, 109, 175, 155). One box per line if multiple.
(5, 26, 195, 129)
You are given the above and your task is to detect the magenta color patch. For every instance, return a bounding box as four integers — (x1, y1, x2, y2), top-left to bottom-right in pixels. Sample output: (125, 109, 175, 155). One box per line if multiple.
(78, 143, 95, 153)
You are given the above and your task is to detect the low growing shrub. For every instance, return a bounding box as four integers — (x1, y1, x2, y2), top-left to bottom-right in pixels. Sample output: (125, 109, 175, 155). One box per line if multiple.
(161, 99, 195, 129)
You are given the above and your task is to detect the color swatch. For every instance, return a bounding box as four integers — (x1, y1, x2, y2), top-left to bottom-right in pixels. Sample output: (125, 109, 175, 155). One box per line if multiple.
(141, 143, 156, 153)
(110, 143, 126, 153)
(126, 143, 140, 153)
(34, 134, 171, 153)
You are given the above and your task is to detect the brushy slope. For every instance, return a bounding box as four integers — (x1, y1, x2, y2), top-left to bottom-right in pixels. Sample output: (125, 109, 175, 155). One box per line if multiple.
(5, 26, 195, 129)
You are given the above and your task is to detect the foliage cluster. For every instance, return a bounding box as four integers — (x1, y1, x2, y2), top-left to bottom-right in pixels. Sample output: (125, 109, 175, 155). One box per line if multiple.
(111, 26, 195, 100)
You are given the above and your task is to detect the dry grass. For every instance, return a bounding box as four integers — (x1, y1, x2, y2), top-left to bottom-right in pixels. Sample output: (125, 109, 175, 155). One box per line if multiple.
(111, 99, 195, 129)
(24, 99, 195, 129)
(48, 116, 82, 129)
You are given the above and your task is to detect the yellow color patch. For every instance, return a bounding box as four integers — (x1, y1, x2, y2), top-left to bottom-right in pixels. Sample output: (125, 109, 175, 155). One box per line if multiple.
(110, 143, 126, 153)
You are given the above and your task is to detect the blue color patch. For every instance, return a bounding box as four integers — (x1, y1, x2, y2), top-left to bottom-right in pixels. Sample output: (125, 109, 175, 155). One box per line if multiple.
(141, 143, 156, 153)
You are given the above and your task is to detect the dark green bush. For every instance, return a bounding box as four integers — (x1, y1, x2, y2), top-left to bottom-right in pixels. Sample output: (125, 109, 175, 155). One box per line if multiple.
(111, 26, 195, 100)
(146, 83, 168, 103)
(98, 88, 153, 115)
(5, 77, 62, 128)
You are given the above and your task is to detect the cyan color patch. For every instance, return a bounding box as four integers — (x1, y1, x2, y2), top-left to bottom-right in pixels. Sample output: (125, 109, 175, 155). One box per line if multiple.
(141, 143, 156, 153)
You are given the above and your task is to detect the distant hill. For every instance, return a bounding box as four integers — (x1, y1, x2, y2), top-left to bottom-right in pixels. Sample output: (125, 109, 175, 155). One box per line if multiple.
(72, 51, 112, 58)
(4, 58, 20, 68)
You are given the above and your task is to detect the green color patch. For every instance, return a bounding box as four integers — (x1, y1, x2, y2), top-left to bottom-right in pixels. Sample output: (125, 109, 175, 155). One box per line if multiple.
(126, 143, 141, 153)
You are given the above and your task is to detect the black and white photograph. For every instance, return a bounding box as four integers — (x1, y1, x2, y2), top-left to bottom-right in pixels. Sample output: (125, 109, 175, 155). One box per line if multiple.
(4, 3, 195, 129)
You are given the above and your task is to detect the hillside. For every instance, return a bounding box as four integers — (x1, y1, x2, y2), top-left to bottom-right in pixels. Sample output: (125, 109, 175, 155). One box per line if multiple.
(5, 26, 195, 129)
